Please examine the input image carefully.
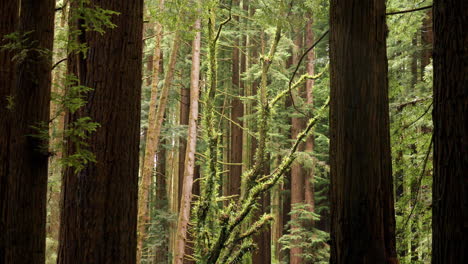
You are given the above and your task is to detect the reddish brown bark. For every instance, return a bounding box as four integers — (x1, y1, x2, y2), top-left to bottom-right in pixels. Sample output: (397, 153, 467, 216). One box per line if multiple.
(329, 0, 397, 263)
(1, 1, 55, 263)
(290, 31, 306, 264)
(432, 1, 468, 263)
(229, 0, 243, 198)
(58, 1, 143, 263)
(174, 17, 201, 264)
(420, 10, 433, 81)
(154, 140, 168, 264)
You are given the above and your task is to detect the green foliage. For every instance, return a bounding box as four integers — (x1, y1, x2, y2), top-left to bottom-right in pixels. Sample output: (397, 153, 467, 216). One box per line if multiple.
(1, 31, 51, 64)
(387, 0, 433, 262)
(52, 75, 93, 113)
(60, 117, 100, 173)
(279, 203, 329, 264)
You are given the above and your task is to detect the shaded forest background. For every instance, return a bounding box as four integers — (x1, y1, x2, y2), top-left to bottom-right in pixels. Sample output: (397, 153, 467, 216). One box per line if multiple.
(0, 0, 466, 264)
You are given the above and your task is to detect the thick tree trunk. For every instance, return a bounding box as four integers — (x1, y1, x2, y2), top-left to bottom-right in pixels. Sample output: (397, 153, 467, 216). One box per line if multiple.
(173, 17, 201, 264)
(0, 0, 19, 260)
(329, 0, 398, 263)
(57, 1, 143, 263)
(1, 1, 54, 263)
(137, 1, 165, 262)
(432, 1, 467, 263)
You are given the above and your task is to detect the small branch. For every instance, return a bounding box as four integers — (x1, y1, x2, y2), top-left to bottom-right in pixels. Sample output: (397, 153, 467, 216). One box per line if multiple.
(214, 0, 233, 43)
(55, 0, 69, 12)
(288, 29, 329, 116)
(386, 5, 432, 16)
(51, 58, 67, 70)
(392, 96, 432, 111)
(400, 135, 433, 229)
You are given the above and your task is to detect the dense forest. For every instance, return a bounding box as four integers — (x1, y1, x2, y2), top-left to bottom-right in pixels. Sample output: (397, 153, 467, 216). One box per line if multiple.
(0, 0, 466, 263)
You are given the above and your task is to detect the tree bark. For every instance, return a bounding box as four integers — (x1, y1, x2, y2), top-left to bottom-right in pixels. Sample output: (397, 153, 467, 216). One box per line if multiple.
(57, 1, 143, 263)
(0, 0, 19, 259)
(154, 139, 168, 264)
(304, 17, 315, 218)
(432, 1, 468, 263)
(1, 1, 55, 263)
(329, 0, 398, 263)
(173, 17, 201, 264)
(420, 10, 432, 82)
(290, 31, 305, 264)
(137, 1, 165, 262)
(229, 0, 243, 198)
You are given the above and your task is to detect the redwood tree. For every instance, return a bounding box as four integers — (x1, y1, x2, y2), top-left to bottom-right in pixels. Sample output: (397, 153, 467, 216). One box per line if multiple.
(58, 1, 143, 263)
(432, 1, 467, 263)
(0, 0, 54, 263)
(329, 0, 398, 263)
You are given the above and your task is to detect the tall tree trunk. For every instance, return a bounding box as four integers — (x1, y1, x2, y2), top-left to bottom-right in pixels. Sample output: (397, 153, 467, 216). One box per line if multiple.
(252, 155, 272, 264)
(57, 1, 143, 263)
(432, 1, 467, 263)
(304, 17, 315, 218)
(154, 139, 169, 264)
(178, 79, 190, 209)
(229, 0, 243, 198)
(329, 0, 398, 263)
(1, 1, 54, 263)
(137, 1, 165, 262)
(0, 0, 19, 260)
(290, 31, 305, 264)
(173, 17, 201, 264)
(420, 10, 433, 82)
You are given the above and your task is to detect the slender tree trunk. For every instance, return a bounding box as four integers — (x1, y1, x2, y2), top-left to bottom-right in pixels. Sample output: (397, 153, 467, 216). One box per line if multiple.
(329, 0, 398, 263)
(173, 17, 201, 264)
(420, 10, 432, 82)
(304, 17, 315, 217)
(228, 0, 243, 199)
(1, 1, 54, 263)
(178, 82, 190, 209)
(290, 31, 305, 264)
(432, 1, 467, 263)
(57, 1, 143, 263)
(252, 155, 272, 264)
(137, 1, 165, 262)
(154, 139, 169, 264)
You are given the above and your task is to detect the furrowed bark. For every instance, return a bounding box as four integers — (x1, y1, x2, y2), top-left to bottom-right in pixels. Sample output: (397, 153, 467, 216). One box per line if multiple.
(329, 0, 398, 263)
(58, 0, 143, 263)
(1, 1, 55, 263)
(432, 1, 468, 263)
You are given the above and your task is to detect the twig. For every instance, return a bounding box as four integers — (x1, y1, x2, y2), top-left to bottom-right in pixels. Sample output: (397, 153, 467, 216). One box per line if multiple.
(386, 5, 432, 16)
(51, 58, 67, 71)
(288, 30, 329, 117)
